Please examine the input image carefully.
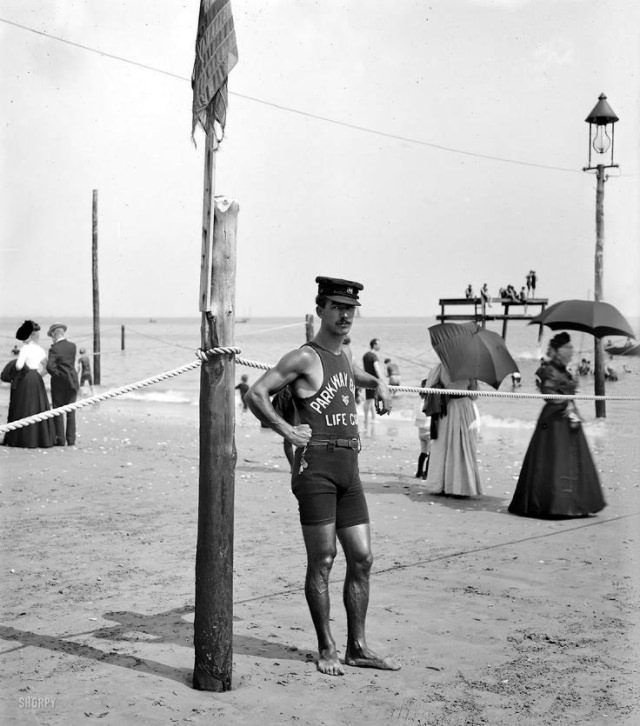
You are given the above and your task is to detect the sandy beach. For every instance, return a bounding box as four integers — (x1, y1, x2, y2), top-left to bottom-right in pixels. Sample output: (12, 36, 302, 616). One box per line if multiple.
(1, 399, 639, 725)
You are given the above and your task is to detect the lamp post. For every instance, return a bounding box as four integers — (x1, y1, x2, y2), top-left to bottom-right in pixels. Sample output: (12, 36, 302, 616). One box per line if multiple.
(583, 93, 619, 418)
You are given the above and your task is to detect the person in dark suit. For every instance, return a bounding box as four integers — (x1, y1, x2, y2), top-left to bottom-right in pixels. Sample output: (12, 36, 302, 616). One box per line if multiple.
(46, 322, 79, 446)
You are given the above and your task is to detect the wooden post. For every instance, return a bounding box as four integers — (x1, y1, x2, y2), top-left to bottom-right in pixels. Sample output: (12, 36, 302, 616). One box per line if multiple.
(92, 189, 101, 385)
(501, 302, 509, 340)
(192, 128, 239, 692)
(198, 132, 217, 314)
(121, 325, 125, 351)
(593, 165, 606, 418)
(305, 314, 314, 342)
(537, 302, 546, 344)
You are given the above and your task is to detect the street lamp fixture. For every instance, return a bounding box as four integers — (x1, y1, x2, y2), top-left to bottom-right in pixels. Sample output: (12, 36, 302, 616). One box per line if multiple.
(582, 93, 620, 418)
(584, 93, 619, 170)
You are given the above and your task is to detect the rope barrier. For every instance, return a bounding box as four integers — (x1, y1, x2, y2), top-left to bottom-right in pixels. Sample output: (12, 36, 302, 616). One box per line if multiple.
(0, 346, 240, 435)
(389, 384, 639, 402)
(196, 346, 243, 362)
(235, 356, 270, 371)
(1, 346, 638, 435)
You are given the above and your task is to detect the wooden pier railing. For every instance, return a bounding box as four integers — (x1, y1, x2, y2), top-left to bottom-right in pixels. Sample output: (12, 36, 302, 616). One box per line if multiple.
(437, 297, 548, 341)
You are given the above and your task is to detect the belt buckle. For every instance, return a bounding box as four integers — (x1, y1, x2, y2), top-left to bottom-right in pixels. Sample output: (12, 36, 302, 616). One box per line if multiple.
(349, 437, 360, 451)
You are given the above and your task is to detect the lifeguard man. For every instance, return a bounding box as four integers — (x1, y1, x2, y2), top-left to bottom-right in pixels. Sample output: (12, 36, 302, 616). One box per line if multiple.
(246, 276, 399, 676)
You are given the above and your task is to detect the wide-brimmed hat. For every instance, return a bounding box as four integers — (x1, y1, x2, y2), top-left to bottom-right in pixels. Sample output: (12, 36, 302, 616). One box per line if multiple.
(47, 322, 68, 337)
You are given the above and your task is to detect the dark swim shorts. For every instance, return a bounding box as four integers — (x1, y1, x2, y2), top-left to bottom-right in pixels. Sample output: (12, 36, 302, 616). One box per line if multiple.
(291, 446, 369, 529)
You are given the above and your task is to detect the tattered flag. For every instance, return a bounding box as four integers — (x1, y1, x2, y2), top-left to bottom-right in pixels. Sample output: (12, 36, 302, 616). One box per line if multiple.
(191, 0, 238, 145)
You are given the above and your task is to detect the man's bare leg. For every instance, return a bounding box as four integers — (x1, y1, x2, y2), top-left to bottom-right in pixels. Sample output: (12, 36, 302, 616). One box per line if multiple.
(363, 400, 376, 435)
(301, 523, 344, 676)
(338, 523, 401, 671)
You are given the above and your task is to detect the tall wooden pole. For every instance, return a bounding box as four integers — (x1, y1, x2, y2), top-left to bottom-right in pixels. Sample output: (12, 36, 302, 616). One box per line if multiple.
(92, 189, 101, 385)
(593, 165, 606, 418)
(193, 127, 239, 692)
(305, 313, 314, 342)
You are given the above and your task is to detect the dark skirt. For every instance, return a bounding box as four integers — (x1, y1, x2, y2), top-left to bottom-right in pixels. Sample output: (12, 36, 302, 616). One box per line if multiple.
(508, 402, 606, 518)
(3, 369, 56, 448)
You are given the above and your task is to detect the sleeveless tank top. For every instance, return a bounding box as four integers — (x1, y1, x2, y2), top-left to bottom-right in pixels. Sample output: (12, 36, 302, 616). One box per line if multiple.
(293, 341, 358, 438)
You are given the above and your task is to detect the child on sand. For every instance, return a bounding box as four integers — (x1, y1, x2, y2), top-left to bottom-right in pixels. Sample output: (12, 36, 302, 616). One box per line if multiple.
(414, 379, 431, 479)
(235, 374, 250, 412)
(77, 348, 94, 396)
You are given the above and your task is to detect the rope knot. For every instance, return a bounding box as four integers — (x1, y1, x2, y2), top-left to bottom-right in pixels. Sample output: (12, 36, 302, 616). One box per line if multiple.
(196, 345, 241, 362)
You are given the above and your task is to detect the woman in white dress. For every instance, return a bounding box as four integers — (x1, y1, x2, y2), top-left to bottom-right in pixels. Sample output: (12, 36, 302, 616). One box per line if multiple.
(423, 363, 482, 497)
(3, 320, 56, 448)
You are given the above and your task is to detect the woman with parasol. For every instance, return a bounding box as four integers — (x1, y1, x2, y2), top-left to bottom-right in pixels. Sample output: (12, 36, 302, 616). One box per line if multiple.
(423, 320, 521, 498)
(508, 332, 605, 519)
(421, 362, 482, 498)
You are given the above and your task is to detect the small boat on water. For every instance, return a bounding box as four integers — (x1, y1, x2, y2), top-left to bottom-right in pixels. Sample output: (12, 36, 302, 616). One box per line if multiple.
(605, 339, 640, 357)
(236, 317, 249, 324)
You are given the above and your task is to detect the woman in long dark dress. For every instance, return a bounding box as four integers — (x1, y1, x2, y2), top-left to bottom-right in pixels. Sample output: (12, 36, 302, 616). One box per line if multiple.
(3, 320, 56, 448)
(508, 332, 605, 518)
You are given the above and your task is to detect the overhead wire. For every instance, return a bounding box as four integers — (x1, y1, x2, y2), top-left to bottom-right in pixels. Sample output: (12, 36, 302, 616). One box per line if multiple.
(0, 16, 594, 174)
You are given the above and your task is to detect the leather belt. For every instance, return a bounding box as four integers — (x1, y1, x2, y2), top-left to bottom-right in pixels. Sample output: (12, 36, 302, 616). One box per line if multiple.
(306, 436, 361, 452)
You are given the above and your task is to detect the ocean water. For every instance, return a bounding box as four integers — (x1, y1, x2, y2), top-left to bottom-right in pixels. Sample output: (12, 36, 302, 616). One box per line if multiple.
(1, 316, 639, 441)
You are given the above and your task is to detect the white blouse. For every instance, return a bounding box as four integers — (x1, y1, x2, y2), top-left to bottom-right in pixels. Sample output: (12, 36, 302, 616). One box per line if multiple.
(16, 341, 47, 374)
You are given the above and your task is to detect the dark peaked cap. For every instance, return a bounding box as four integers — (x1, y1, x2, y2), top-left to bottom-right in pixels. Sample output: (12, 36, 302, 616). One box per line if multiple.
(315, 276, 363, 306)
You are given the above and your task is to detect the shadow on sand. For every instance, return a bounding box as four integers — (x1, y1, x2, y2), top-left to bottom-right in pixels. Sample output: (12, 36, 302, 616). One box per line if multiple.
(363, 473, 511, 514)
(0, 605, 311, 687)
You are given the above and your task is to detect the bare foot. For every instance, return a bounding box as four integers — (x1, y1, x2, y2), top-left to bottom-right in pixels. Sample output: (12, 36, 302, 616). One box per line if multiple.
(317, 646, 344, 676)
(345, 648, 401, 671)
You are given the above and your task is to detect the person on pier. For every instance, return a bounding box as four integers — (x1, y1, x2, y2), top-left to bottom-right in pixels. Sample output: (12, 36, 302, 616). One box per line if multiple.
(246, 276, 399, 676)
(480, 283, 491, 307)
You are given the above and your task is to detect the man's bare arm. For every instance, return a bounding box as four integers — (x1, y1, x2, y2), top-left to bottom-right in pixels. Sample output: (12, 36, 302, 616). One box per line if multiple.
(245, 349, 313, 446)
(351, 361, 392, 414)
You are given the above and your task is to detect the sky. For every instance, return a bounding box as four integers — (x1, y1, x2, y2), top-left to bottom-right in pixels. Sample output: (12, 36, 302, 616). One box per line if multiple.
(1, 0, 639, 320)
